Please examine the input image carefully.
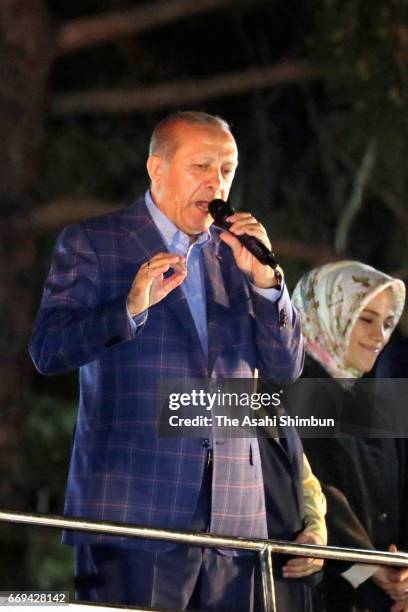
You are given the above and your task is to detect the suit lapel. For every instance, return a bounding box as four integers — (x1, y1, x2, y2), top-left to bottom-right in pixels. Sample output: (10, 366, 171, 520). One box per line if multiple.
(118, 197, 166, 262)
(120, 198, 206, 363)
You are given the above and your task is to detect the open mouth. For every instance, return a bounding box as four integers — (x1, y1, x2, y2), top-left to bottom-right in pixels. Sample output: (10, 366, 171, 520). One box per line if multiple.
(195, 201, 210, 214)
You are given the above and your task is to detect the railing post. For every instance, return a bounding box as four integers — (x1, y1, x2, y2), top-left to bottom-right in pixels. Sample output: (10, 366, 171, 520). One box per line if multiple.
(259, 544, 277, 612)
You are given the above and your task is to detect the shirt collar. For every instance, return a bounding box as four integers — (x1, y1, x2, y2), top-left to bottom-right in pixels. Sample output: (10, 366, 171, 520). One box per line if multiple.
(145, 190, 211, 253)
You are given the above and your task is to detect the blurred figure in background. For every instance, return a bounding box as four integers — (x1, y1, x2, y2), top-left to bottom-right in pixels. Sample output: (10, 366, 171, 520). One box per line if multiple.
(292, 260, 408, 612)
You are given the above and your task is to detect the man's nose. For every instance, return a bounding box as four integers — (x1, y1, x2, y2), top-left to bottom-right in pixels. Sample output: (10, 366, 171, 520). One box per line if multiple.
(205, 167, 223, 191)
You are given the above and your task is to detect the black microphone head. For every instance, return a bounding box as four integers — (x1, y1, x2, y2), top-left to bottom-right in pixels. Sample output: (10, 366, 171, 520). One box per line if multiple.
(208, 199, 235, 226)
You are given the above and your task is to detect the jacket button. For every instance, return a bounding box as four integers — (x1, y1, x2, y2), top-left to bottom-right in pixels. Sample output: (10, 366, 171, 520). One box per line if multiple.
(378, 512, 388, 522)
(201, 438, 210, 448)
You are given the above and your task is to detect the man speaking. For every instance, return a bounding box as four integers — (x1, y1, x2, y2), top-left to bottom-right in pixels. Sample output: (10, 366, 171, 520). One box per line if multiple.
(29, 111, 305, 611)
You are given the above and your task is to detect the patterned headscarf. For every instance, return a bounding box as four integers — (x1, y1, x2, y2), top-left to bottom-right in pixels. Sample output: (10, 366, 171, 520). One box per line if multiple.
(292, 260, 405, 378)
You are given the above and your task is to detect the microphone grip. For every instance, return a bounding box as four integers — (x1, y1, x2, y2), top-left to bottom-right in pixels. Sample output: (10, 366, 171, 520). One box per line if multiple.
(222, 220, 282, 284)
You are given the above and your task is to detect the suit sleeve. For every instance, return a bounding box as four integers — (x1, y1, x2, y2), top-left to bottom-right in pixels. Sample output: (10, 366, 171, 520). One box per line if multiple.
(29, 224, 139, 375)
(251, 284, 304, 383)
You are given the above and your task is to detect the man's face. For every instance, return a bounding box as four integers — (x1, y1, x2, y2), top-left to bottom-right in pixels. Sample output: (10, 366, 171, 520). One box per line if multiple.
(147, 122, 238, 236)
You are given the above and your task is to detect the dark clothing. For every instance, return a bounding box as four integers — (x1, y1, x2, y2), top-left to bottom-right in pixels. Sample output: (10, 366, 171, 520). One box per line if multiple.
(376, 338, 408, 378)
(75, 544, 257, 612)
(376, 340, 408, 553)
(301, 357, 407, 612)
(259, 422, 305, 542)
(76, 544, 313, 612)
(258, 416, 315, 611)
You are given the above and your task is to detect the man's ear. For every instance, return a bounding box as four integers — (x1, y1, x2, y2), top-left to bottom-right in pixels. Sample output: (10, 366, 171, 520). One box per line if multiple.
(146, 155, 163, 186)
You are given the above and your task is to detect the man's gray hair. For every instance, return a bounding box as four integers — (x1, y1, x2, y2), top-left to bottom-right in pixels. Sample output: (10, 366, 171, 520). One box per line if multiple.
(149, 111, 232, 159)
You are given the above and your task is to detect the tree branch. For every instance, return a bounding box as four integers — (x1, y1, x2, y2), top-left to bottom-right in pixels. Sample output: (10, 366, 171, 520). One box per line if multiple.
(273, 240, 337, 265)
(57, 0, 234, 56)
(331, 142, 408, 241)
(52, 61, 321, 115)
(30, 197, 117, 231)
(335, 137, 377, 254)
(304, 89, 347, 214)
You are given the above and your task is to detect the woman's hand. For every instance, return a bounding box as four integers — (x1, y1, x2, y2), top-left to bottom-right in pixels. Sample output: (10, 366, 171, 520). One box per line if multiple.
(373, 545, 408, 601)
(282, 531, 325, 578)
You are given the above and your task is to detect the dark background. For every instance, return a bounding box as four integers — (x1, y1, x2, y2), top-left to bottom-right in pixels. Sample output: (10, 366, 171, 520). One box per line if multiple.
(1, 0, 407, 592)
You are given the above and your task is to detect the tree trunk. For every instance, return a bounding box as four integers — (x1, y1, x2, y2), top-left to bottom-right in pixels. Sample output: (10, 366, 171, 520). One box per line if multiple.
(0, 0, 52, 522)
(0, 0, 52, 195)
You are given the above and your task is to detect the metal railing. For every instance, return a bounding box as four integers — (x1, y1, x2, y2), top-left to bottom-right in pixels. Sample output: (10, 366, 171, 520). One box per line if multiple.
(1, 510, 408, 612)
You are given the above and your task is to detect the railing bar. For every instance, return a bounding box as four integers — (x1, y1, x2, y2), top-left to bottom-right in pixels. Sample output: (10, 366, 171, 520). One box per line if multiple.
(0, 510, 262, 552)
(259, 546, 276, 612)
(0, 510, 408, 567)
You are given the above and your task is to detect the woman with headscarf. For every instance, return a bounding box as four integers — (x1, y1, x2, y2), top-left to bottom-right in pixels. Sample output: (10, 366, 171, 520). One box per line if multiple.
(292, 260, 407, 612)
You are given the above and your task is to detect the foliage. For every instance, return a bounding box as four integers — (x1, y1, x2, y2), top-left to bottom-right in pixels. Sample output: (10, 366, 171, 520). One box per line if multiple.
(41, 117, 150, 202)
(27, 530, 74, 592)
(20, 394, 77, 513)
(312, 0, 406, 119)
(0, 393, 76, 590)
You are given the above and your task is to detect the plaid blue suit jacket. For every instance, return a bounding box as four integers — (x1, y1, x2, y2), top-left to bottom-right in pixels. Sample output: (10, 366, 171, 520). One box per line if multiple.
(29, 197, 304, 550)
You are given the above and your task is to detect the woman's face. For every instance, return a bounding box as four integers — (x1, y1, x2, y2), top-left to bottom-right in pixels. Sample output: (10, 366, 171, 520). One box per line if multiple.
(345, 287, 396, 373)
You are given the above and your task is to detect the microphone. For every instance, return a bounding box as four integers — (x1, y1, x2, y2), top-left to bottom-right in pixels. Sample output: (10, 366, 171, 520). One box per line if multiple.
(208, 199, 282, 283)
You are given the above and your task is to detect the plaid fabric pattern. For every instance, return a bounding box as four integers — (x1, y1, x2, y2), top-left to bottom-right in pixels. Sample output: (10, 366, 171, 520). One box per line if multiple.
(29, 198, 304, 551)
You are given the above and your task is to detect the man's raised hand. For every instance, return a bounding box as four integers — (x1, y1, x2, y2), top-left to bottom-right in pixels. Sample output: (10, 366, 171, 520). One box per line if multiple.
(127, 253, 187, 316)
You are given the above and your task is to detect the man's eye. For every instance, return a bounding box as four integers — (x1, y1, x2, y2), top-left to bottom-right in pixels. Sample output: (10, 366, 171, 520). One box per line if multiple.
(359, 317, 373, 324)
